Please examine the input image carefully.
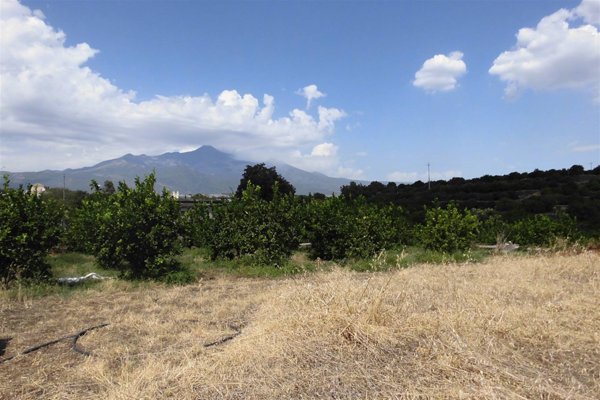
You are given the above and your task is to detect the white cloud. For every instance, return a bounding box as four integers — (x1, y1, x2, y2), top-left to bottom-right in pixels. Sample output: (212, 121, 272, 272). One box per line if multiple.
(317, 106, 347, 131)
(311, 142, 338, 157)
(574, 0, 600, 25)
(571, 143, 600, 152)
(387, 170, 462, 183)
(336, 166, 364, 180)
(296, 84, 325, 109)
(277, 143, 364, 179)
(489, 1, 600, 99)
(0, 0, 347, 173)
(413, 51, 467, 92)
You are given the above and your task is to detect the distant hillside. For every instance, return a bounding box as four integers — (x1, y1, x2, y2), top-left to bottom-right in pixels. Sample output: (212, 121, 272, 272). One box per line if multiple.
(341, 165, 600, 234)
(2, 146, 356, 195)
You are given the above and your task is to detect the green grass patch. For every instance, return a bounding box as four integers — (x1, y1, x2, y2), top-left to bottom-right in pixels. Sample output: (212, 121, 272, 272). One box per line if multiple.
(346, 246, 488, 272)
(2, 246, 490, 300)
(48, 252, 119, 278)
(179, 247, 327, 279)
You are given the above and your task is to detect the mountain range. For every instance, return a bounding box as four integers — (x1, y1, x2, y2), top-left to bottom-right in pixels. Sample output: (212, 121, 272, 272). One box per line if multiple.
(3, 146, 357, 195)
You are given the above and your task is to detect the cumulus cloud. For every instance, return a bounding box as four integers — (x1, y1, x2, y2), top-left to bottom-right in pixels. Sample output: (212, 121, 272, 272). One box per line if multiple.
(489, 0, 600, 99)
(0, 0, 347, 173)
(574, 0, 600, 25)
(276, 142, 363, 179)
(310, 142, 338, 157)
(296, 84, 325, 109)
(387, 170, 462, 183)
(413, 51, 467, 92)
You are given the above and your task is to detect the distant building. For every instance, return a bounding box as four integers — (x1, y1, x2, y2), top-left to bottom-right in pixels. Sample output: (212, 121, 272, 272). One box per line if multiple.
(171, 190, 180, 199)
(30, 183, 46, 197)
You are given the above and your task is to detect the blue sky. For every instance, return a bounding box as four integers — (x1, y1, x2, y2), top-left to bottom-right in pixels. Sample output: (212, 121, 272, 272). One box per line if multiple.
(1, 0, 599, 181)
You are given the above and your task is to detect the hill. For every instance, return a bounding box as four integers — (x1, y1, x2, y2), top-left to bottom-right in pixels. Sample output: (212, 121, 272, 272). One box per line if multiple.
(341, 165, 600, 234)
(2, 146, 356, 195)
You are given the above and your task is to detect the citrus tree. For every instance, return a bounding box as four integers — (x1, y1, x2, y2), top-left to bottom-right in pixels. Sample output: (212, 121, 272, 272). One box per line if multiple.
(306, 196, 398, 260)
(0, 176, 63, 286)
(73, 173, 184, 279)
(206, 183, 300, 266)
(419, 203, 480, 253)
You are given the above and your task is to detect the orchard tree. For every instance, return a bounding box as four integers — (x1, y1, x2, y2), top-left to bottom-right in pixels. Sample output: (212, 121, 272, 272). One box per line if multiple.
(0, 176, 63, 286)
(74, 173, 185, 280)
(208, 183, 300, 265)
(235, 163, 295, 201)
(511, 211, 577, 246)
(306, 196, 399, 260)
(419, 203, 480, 253)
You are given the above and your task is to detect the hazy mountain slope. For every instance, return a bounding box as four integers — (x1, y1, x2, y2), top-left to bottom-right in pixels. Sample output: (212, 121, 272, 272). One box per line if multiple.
(3, 146, 355, 195)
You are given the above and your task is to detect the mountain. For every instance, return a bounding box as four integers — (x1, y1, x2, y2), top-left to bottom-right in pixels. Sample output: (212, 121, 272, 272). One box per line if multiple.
(3, 146, 356, 195)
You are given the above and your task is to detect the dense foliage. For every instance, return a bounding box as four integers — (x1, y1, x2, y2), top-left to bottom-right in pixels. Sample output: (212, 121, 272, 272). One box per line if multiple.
(511, 212, 577, 246)
(71, 173, 184, 279)
(1, 164, 597, 287)
(0, 177, 63, 286)
(305, 197, 401, 260)
(340, 165, 600, 235)
(236, 163, 295, 201)
(204, 183, 300, 265)
(419, 203, 480, 253)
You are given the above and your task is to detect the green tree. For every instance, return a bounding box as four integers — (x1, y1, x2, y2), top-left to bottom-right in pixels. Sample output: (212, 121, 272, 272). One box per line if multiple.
(207, 183, 300, 265)
(0, 176, 63, 286)
(74, 173, 184, 279)
(181, 202, 213, 248)
(102, 180, 116, 195)
(476, 209, 511, 245)
(235, 163, 295, 201)
(419, 203, 480, 253)
(511, 211, 577, 246)
(306, 197, 398, 260)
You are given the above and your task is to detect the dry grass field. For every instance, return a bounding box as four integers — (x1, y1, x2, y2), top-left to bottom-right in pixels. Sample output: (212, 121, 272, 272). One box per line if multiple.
(1, 252, 599, 399)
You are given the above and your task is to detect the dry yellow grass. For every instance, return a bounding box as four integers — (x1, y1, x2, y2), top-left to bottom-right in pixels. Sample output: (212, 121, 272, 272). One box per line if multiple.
(1, 252, 599, 399)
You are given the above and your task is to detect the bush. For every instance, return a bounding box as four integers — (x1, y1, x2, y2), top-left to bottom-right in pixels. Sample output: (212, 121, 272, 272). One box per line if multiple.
(181, 202, 213, 248)
(476, 210, 511, 245)
(206, 183, 300, 266)
(72, 173, 184, 279)
(511, 211, 577, 246)
(0, 176, 63, 286)
(419, 203, 479, 253)
(306, 197, 398, 260)
(66, 186, 108, 253)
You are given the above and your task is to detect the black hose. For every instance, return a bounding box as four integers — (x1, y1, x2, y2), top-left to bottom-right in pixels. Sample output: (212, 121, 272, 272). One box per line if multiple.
(204, 323, 242, 348)
(0, 323, 109, 363)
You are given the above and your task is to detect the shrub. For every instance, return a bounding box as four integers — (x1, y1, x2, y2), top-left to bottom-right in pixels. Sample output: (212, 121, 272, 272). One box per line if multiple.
(306, 197, 398, 260)
(419, 203, 480, 253)
(511, 211, 577, 246)
(476, 210, 511, 245)
(66, 185, 108, 253)
(0, 176, 63, 286)
(206, 183, 300, 266)
(73, 173, 184, 279)
(181, 202, 213, 248)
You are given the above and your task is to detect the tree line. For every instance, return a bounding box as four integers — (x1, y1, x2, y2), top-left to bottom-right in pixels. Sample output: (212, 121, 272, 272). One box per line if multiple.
(1, 164, 593, 286)
(339, 164, 600, 235)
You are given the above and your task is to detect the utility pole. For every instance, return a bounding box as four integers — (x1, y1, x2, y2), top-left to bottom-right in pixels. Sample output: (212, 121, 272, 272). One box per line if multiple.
(63, 173, 66, 202)
(427, 162, 431, 190)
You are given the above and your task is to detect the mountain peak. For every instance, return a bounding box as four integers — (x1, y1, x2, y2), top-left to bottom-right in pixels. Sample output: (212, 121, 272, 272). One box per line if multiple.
(6, 145, 354, 195)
